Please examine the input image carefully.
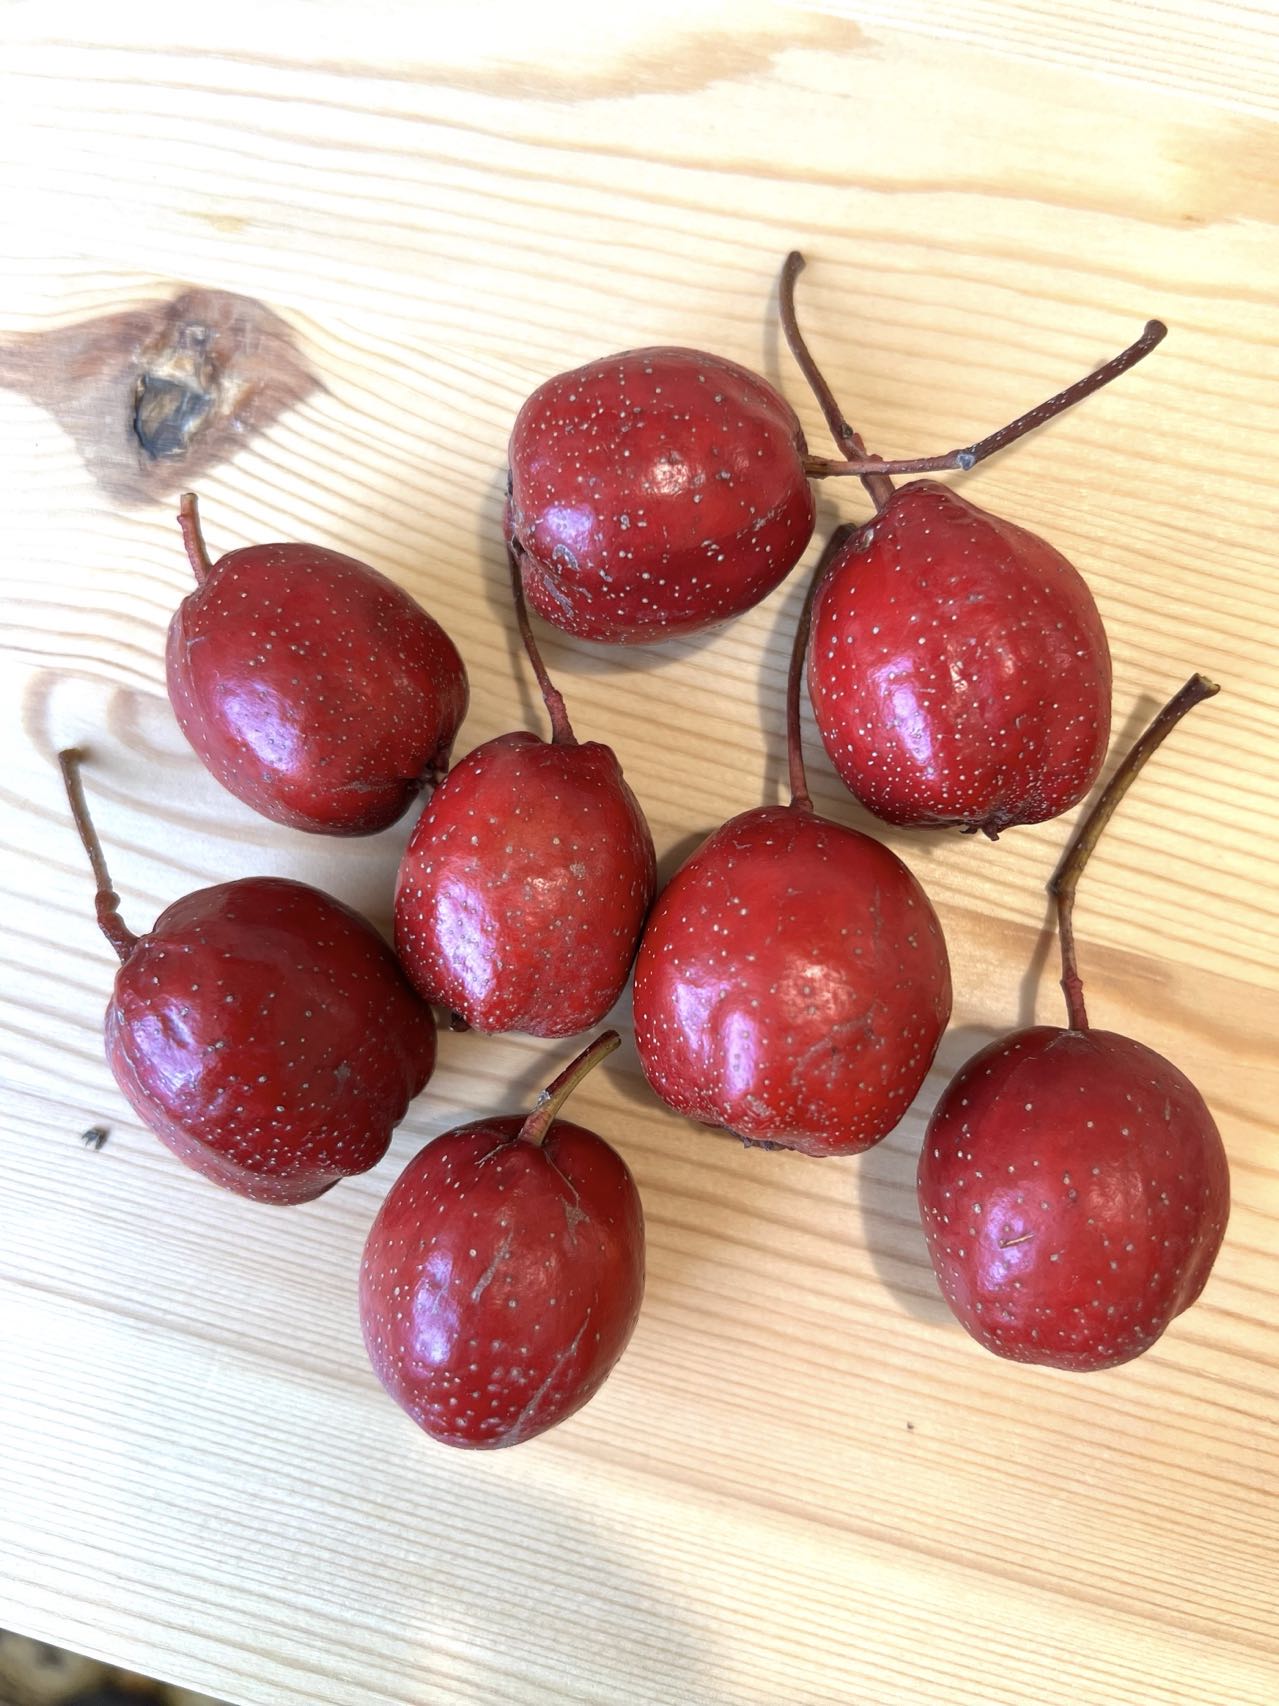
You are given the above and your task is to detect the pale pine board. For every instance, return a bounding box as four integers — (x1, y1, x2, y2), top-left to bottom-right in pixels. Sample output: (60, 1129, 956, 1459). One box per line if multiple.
(1, 6, 1277, 1705)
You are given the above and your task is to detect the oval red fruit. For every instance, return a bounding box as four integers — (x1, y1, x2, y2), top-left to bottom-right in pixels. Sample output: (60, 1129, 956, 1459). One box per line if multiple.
(508, 348, 816, 642)
(395, 731, 656, 1036)
(632, 805, 952, 1155)
(168, 539, 468, 834)
(917, 1027, 1230, 1369)
(107, 877, 437, 1203)
(360, 1116, 644, 1448)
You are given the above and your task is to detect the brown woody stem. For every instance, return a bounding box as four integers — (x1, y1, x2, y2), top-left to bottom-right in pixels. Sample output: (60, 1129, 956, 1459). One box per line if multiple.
(58, 748, 137, 963)
(507, 542, 576, 746)
(782, 250, 1165, 501)
(786, 523, 859, 812)
(518, 1031, 621, 1146)
(804, 321, 1166, 484)
(1048, 674, 1220, 1031)
(780, 251, 895, 511)
(943, 319, 1167, 474)
(177, 492, 213, 582)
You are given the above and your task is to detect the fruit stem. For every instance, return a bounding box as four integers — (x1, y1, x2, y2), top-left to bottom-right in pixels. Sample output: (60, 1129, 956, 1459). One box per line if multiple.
(786, 523, 859, 813)
(780, 251, 895, 511)
(177, 492, 213, 582)
(507, 541, 576, 746)
(518, 1031, 621, 1146)
(1048, 674, 1220, 1032)
(57, 748, 138, 963)
(800, 319, 1167, 486)
(951, 319, 1167, 472)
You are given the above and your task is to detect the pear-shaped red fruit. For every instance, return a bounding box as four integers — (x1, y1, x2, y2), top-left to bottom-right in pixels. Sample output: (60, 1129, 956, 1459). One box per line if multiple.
(59, 750, 437, 1203)
(632, 536, 951, 1155)
(918, 676, 1230, 1368)
(395, 547, 656, 1035)
(360, 1031, 644, 1448)
(808, 486, 1112, 836)
(779, 254, 1165, 836)
(166, 494, 468, 835)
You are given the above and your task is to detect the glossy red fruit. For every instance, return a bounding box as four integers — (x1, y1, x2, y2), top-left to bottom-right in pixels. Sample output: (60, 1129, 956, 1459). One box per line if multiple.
(633, 805, 951, 1154)
(778, 253, 1164, 837)
(807, 489, 1111, 836)
(60, 750, 436, 1204)
(166, 494, 468, 835)
(360, 1032, 643, 1448)
(395, 548, 656, 1036)
(507, 347, 817, 642)
(632, 534, 951, 1155)
(918, 676, 1229, 1369)
(919, 1029, 1228, 1369)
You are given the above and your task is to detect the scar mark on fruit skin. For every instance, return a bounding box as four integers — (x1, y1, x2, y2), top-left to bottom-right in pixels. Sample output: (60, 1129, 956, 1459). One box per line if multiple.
(525, 562, 577, 621)
(470, 1232, 513, 1302)
(501, 1314, 590, 1447)
(562, 1195, 589, 1246)
(999, 1232, 1035, 1248)
(791, 1004, 886, 1089)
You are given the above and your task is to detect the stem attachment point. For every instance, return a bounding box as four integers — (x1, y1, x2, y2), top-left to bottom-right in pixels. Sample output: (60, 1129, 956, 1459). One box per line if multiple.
(519, 1031, 621, 1146)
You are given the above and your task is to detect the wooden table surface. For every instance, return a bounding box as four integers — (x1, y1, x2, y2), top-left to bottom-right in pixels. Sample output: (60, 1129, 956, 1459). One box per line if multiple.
(3, 6, 1277, 1703)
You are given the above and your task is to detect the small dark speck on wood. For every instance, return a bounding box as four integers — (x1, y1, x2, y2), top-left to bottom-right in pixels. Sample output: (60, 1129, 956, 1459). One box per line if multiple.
(80, 1125, 109, 1150)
